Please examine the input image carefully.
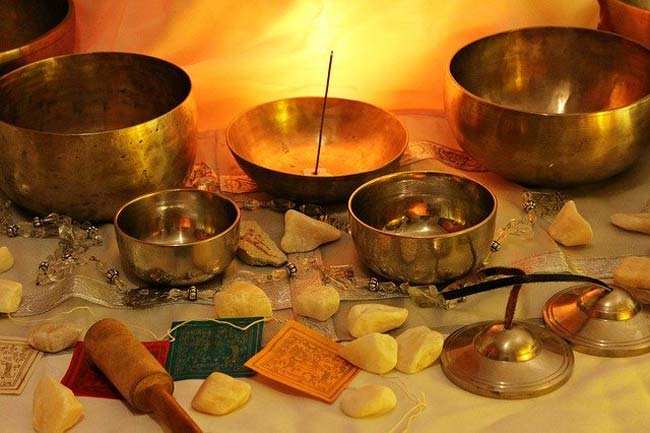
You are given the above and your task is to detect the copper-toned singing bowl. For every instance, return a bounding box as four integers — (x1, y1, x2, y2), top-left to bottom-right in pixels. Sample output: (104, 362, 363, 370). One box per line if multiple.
(114, 189, 240, 286)
(226, 97, 408, 203)
(599, 0, 650, 47)
(0, 52, 197, 221)
(0, 0, 75, 76)
(348, 171, 496, 284)
(445, 27, 650, 187)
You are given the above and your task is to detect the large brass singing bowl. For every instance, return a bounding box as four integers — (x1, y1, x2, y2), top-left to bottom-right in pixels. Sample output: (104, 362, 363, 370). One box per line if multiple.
(599, 0, 650, 47)
(0, 52, 197, 221)
(445, 27, 650, 187)
(115, 189, 240, 286)
(226, 97, 408, 203)
(348, 171, 496, 284)
(0, 0, 75, 76)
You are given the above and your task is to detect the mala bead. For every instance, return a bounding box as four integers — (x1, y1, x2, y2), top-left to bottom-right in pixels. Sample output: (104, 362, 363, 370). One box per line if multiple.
(285, 262, 298, 278)
(368, 277, 379, 292)
(490, 240, 501, 252)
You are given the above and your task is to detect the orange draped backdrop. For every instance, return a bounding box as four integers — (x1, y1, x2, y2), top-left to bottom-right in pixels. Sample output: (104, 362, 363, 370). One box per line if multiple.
(72, 0, 599, 130)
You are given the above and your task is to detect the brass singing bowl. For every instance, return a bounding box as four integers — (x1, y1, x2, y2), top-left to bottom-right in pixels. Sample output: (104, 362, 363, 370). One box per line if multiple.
(348, 171, 497, 284)
(226, 97, 408, 203)
(0, 52, 197, 221)
(0, 0, 75, 75)
(600, 0, 650, 47)
(445, 27, 650, 187)
(114, 189, 240, 286)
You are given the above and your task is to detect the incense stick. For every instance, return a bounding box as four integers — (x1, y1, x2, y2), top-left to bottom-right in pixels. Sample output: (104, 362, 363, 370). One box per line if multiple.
(314, 51, 333, 175)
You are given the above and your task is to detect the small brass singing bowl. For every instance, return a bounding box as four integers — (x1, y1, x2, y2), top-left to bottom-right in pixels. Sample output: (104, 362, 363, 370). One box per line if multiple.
(0, 52, 197, 221)
(348, 171, 497, 284)
(226, 97, 408, 203)
(114, 189, 241, 286)
(445, 26, 650, 187)
(600, 0, 650, 48)
(0, 0, 75, 75)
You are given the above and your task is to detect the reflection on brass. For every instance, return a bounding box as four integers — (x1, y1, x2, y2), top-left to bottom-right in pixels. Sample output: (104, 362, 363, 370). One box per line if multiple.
(543, 285, 650, 357)
(114, 189, 240, 286)
(440, 320, 574, 399)
(226, 97, 408, 203)
(348, 171, 496, 284)
(0, 0, 75, 75)
(0, 52, 198, 221)
(444, 27, 650, 186)
(600, 0, 650, 48)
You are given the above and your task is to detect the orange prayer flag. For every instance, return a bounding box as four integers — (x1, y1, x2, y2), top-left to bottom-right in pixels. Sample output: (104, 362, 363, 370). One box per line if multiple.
(245, 320, 359, 403)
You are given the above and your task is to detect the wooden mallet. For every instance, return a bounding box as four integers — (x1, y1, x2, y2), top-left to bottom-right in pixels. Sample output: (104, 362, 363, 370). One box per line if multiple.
(84, 318, 202, 433)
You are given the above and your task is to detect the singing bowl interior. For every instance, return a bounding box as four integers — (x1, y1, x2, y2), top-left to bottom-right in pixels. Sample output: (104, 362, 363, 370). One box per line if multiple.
(348, 171, 496, 284)
(445, 26, 650, 186)
(114, 189, 240, 286)
(226, 97, 408, 203)
(0, 0, 75, 75)
(0, 52, 197, 221)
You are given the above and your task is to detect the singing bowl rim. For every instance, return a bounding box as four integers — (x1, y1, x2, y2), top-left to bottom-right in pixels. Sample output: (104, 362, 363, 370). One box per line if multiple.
(114, 188, 241, 248)
(447, 26, 650, 117)
(0, 51, 194, 135)
(0, 0, 75, 68)
(224, 96, 409, 179)
(348, 170, 498, 240)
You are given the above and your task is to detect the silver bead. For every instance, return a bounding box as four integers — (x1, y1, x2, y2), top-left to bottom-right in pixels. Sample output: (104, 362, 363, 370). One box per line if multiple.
(62, 251, 74, 260)
(188, 286, 198, 301)
(368, 277, 379, 291)
(32, 216, 43, 228)
(39, 261, 49, 272)
(522, 199, 536, 213)
(285, 262, 298, 278)
(86, 225, 98, 239)
(6, 224, 18, 237)
(490, 240, 501, 252)
(106, 268, 120, 283)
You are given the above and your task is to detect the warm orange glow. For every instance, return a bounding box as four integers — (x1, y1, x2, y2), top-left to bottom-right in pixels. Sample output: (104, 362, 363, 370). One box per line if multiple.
(74, 0, 599, 130)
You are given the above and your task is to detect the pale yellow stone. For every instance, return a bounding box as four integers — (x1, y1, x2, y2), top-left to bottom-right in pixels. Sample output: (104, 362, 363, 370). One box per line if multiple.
(613, 256, 650, 289)
(293, 285, 340, 321)
(33, 376, 83, 433)
(547, 200, 593, 246)
(214, 280, 272, 318)
(28, 323, 83, 353)
(338, 333, 397, 374)
(0, 278, 22, 313)
(237, 220, 287, 267)
(611, 213, 650, 235)
(340, 384, 396, 418)
(347, 303, 408, 338)
(192, 372, 251, 415)
(395, 326, 444, 374)
(280, 210, 341, 253)
(0, 246, 14, 273)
